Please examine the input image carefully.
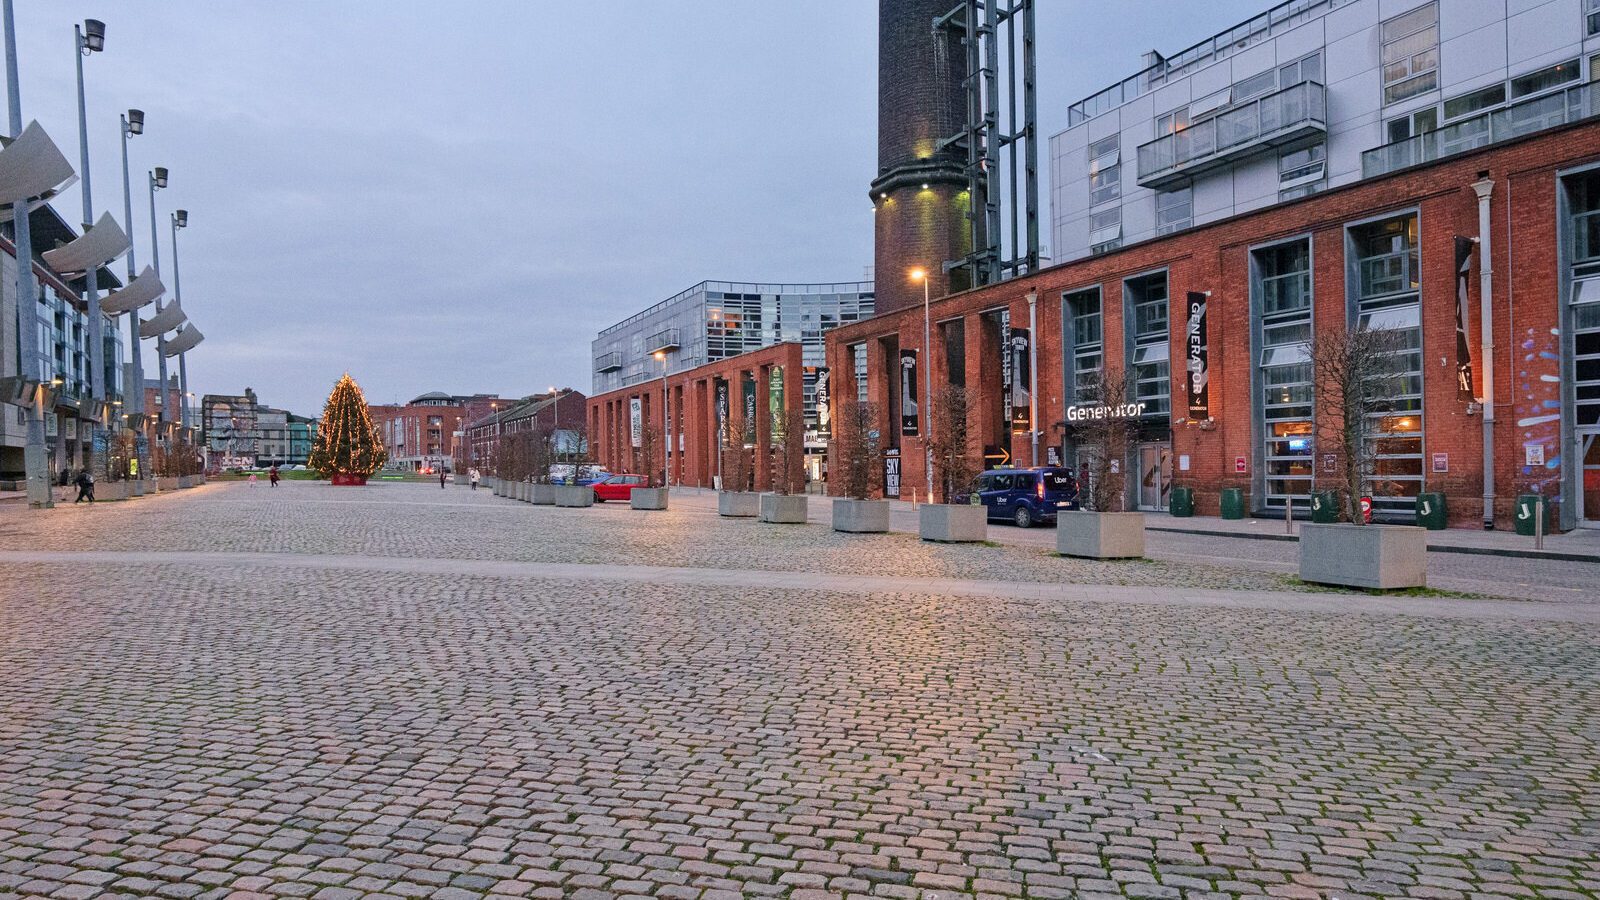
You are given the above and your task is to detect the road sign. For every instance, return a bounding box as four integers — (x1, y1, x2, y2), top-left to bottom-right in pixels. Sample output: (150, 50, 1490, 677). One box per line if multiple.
(984, 445, 1011, 468)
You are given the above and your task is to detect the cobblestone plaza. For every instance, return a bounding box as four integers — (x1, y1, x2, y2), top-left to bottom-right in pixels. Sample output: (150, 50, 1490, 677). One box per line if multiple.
(1, 482, 1597, 899)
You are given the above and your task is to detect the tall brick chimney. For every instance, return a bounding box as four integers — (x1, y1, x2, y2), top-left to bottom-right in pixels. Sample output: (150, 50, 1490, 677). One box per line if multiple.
(871, 1, 973, 315)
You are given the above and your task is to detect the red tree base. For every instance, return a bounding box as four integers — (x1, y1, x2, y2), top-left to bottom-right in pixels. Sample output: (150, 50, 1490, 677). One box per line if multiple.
(329, 473, 369, 486)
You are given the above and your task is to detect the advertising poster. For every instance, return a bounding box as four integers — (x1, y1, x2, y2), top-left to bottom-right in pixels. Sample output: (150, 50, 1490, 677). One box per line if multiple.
(714, 378, 729, 444)
(743, 376, 757, 444)
(883, 449, 901, 498)
(1009, 328, 1031, 433)
(812, 367, 831, 439)
(1453, 236, 1476, 400)
(769, 365, 784, 440)
(1185, 291, 1210, 419)
(628, 398, 642, 449)
(899, 349, 919, 437)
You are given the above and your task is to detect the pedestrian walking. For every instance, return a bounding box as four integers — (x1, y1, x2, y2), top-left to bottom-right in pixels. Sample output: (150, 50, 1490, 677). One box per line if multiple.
(269, 465, 281, 488)
(248, 472, 258, 487)
(469, 468, 480, 490)
(73, 468, 95, 504)
(440, 469, 447, 489)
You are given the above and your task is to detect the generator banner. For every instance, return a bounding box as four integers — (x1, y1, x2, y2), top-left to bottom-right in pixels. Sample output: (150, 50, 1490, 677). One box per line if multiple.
(899, 349, 919, 437)
(1009, 328, 1031, 433)
(1185, 291, 1210, 419)
(628, 398, 642, 449)
(1453, 236, 1476, 400)
(812, 367, 832, 439)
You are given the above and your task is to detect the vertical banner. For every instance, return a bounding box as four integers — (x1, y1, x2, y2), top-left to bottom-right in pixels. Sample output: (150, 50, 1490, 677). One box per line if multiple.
(714, 378, 729, 444)
(742, 376, 757, 444)
(1453, 236, 1476, 400)
(883, 449, 901, 498)
(813, 367, 832, 439)
(769, 366, 784, 440)
(628, 398, 642, 449)
(1009, 328, 1032, 433)
(1185, 291, 1210, 419)
(999, 310, 1013, 428)
(899, 349, 919, 437)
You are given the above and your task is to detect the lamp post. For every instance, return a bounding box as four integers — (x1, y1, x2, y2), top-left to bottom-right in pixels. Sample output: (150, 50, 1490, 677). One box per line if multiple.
(170, 207, 190, 436)
(4, 0, 51, 507)
(653, 351, 669, 486)
(910, 268, 933, 500)
(548, 385, 563, 463)
(73, 18, 107, 441)
(147, 166, 168, 439)
(119, 109, 144, 420)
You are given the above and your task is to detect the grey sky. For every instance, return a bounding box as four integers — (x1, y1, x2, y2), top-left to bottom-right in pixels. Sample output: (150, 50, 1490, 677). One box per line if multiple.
(15, 1, 1269, 414)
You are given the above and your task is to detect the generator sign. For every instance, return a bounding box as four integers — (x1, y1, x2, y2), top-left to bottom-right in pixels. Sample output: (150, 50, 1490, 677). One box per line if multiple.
(1185, 291, 1210, 419)
(1065, 401, 1147, 423)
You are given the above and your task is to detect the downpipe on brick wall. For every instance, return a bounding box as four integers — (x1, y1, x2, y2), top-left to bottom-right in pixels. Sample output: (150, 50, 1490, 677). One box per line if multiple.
(1472, 175, 1496, 530)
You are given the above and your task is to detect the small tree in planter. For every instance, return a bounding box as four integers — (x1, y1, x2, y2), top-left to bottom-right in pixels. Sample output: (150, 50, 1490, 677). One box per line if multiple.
(919, 385, 985, 542)
(1058, 369, 1145, 558)
(527, 426, 558, 504)
(832, 400, 888, 533)
(718, 402, 758, 517)
(552, 421, 594, 507)
(760, 407, 808, 523)
(631, 422, 669, 509)
(1301, 325, 1426, 588)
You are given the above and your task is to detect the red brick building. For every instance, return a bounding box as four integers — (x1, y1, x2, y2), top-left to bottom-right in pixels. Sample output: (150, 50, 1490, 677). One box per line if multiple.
(463, 389, 589, 475)
(369, 392, 500, 473)
(825, 121, 1600, 530)
(586, 343, 806, 491)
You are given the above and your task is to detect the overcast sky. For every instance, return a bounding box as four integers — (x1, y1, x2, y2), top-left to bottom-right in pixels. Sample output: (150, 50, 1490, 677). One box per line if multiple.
(14, 1, 1268, 414)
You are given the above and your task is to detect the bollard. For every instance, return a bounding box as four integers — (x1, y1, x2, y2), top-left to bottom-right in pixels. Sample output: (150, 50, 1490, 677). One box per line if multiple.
(1285, 498, 1293, 534)
(1534, 496, 1544, 548)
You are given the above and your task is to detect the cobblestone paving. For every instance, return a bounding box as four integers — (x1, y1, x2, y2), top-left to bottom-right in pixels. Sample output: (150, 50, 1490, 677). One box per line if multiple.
(1, 482, 1597, 899)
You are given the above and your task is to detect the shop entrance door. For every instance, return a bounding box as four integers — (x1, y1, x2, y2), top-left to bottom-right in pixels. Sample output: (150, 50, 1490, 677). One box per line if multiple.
(1137, 443, 1172, 511)
(1582, 433, 1600, 528)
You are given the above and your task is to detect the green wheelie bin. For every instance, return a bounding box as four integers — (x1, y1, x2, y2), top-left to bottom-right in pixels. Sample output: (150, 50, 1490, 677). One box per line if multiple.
(1169, 486, 1194, 517)
(1220, 487, 1245, 520)
(1310, 490, 1340, 523)
(1415, 492, 1447, 530)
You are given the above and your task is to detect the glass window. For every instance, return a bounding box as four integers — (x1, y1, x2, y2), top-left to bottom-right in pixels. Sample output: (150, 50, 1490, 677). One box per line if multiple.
(1279, 52, 1322, 87)
(1510, 59, 1579, 99)
(1155, 107, 1190, 136)
(1348, 216, 1425, 514)
(1156, 186, 1192, 235)
(1381, 3, 1439, 104)
(1124, 273, 1170, 416)
(1443, 83, 1506, 120)
(1090, 163, 1121, 206)
(1234, 69, 1277, 101)
(1064, 287, 1103, 401)
(1589, 0, 1600, 36)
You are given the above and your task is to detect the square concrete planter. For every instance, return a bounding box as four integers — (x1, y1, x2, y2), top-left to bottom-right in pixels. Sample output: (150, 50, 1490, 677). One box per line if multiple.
(177, 476, 195, 489)
(1299, 523, 1427, 589)
(718, 491, 760, 518)
(759, 493, 808, 524)
(157, 476, 179, 492)
(553, 484, 594, 508)
(833, 498, 890, 533)
(631, 487, 670, 510)
(129, 479, 146, 497)
(530, 483, 556, 505)
(97, 481, 129, 501)
(1057, 510, 1145, 559)
(453, 473, 466, 485)
(520, 481, 535, 501)
(919, 503, 987, 542)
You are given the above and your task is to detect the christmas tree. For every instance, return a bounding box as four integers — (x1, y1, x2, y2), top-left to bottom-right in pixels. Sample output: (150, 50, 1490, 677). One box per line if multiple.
(308, 373, 387, 484)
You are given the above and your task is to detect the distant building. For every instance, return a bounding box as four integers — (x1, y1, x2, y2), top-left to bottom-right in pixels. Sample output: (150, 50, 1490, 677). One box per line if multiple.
(463, 389, 588, 475)
(369, 392, 501, 473)
(200, 388, 317, 469)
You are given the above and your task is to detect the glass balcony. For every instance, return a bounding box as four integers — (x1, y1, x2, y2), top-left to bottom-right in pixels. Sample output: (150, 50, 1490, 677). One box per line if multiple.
(643, 328, 682, 354)
(594, 350, 623, 373)
(1137, 81, 1327, 189)
(1363, 83, 1600, 179)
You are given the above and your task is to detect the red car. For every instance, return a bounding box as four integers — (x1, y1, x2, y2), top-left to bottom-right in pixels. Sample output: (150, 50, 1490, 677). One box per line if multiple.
(591, 473, 649, 502)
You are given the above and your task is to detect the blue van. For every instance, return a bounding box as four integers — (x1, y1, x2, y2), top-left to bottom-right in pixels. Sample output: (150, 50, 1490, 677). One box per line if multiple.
(962, 467, 1080, 528)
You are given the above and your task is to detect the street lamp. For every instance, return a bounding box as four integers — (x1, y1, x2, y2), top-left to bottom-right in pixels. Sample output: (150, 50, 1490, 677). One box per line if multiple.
(910, 267, 933, 500)
(74, 18, 107, 437)
(548, 385, 563, 462)
(147, 166, 170, 437)
(120, 109, 146, 429)
(171, 208, 191, 434)
(653, 351, 669, 486)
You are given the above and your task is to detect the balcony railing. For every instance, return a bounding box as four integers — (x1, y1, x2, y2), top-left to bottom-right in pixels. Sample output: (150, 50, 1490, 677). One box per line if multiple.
(594, 350, 623, 373)
(1363, 83, 1600, 179)
(1137, 81, 1326, 189)
(643, 327, 682, 354)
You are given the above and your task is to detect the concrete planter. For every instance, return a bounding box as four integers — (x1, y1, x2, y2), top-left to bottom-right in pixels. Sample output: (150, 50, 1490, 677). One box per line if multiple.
(1057, 510, 1145, 559)
(759, 493, 808, 524)
(1299, 523, 1427, 589)
(453, 473, 466, 485)
(129, 479, 145, 497)
(631, 487, 670, 510)
(530, 483, 556, 505)
(553, 484, 594, 508)
(919, 503, 987, 543)
(833, 498, 890, 533)
(97, 481, 129, 501)
(157, 477, 179, 492)
(518, 481, 533, 501)
(718, 491, 760, 518)
(178, 476, 194, 489)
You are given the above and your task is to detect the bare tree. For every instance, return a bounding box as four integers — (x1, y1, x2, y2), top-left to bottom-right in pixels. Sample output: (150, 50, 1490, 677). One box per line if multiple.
(769, 407, 806, 495)
(721, 402, 752, 492)
(634, 421, 661, 487)
(832, 399, 882, 500)
(1065, 368, 1136, 512)
(1311, 325, 1411, 524)
(929, 384, 976, 504)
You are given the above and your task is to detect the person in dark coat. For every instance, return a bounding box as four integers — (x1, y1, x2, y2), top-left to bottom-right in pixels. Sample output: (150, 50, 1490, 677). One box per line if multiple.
(269, 465, 281, 487)
(74, 469, 94, 503)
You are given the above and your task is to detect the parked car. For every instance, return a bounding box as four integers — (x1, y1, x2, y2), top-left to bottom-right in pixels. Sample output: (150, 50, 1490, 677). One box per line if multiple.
(548, 463, 608, 485)
(591, 473, 648, 502)
(957, 467, 1079, 528)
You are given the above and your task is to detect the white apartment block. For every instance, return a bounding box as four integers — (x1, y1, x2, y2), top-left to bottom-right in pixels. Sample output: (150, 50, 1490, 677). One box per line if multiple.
(1050, 0, 1600, 262)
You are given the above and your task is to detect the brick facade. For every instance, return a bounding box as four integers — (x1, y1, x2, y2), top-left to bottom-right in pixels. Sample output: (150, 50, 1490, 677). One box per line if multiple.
(829, 120, 1600, 530)
(586, 343, 806, 492)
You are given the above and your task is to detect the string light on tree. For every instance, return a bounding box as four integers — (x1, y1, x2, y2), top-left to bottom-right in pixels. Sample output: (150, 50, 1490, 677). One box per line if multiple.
(308, 373, 387, 485)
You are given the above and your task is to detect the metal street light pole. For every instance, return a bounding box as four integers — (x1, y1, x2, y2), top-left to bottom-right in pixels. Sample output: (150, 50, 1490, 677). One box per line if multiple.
(147, 166, 168, 439)
(653, 352, 669, 486)
(119, 110, 143, 418)
(73, 20, 106, 453)
(4, 0, 51, 507)
(170, 208, 189, 435)
(912, 268, 933, 500)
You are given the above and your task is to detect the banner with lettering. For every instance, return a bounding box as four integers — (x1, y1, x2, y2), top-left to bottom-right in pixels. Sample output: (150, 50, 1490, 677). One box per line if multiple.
(1185, 291, 1210, 419)
(1454, 236, 1476, 400)
(813, 367, 832, 439)
(899, 349, 919, 437)
(1009, 328, 1032, 433)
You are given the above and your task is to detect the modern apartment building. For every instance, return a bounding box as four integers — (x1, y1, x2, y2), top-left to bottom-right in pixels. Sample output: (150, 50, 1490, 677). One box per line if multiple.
(1051, 0, 1600, 262)
(590, 280, 874, 433)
